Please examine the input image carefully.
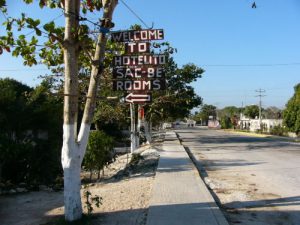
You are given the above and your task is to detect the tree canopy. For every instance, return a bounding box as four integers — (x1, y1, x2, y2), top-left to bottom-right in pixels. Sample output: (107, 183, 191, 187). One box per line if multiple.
(283, 83, 300, 134)
(243, 105, 259, 119)
(193, 104, 216, 124)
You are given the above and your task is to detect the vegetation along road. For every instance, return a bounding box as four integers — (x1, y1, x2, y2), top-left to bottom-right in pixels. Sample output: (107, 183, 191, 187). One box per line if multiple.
(177, 127, 300, 225)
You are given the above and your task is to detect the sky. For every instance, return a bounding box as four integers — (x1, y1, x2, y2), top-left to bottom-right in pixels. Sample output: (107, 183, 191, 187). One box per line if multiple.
(0, 0, 300, 109)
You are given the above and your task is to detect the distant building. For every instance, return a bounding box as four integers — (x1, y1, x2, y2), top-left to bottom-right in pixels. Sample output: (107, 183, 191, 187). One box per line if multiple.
(208, 119, 221, 129)
(239, 113, 282, 133)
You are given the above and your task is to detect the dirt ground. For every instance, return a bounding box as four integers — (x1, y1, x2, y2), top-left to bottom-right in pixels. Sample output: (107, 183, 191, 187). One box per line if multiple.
(192, 147, 300, 225)
(0, 144, 160, 225)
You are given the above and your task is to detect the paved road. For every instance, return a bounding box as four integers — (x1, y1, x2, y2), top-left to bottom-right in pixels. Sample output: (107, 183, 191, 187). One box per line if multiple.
(177, 127, 300, 225)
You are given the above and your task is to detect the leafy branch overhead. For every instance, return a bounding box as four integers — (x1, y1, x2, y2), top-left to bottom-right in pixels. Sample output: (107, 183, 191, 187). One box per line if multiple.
(0, 0, 105, 68)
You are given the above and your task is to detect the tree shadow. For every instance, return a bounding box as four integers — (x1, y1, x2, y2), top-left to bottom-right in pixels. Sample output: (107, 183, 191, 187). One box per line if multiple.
(200, 159, 265, 171)
(41, 201, 300, 225)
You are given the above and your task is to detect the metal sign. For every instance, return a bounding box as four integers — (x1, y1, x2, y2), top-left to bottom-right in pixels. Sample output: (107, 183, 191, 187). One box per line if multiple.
(113, 79, 166, 91)
(125, 42, 150, 54)
(113, 54, 166, 66)
(111, 29, 164, 42)
(125, 93, 152, 104)
(113, 67, 165, 79)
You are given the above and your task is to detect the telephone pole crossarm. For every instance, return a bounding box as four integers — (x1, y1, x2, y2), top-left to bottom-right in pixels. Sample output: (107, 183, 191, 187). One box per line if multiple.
(255, 88, 266, 131)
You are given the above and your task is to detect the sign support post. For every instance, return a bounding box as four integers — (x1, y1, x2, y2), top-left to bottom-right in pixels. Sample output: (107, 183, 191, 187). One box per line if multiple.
(136, 105, 141, 148)
(130, 103, 136, 153)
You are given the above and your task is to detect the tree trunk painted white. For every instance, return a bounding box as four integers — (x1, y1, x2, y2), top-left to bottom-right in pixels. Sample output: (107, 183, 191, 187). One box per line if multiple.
(61, 0, 118, 221)
(61, 126, 82, 221)
(62, 0, 81, 221)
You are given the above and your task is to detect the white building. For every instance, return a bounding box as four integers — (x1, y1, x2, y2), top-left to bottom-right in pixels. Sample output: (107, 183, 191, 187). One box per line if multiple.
(239, 114, 283, 133)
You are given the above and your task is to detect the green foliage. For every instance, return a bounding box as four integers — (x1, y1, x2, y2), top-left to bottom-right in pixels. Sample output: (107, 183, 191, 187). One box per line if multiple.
(0, 78, 63, 185)
(283, 83, 300, 134)
(145, 55, 204, 124)
(0, 0, 6, 8)
(220, 116, 232, 129)
(83, 190, 102, 215)
(244, 105, 260, 119)
(263, 106, 282, 119)
(194, 104, 216, 124)
(219, 106, 241, 118)
(83, 130, 114, 180)
(0, 0, 103, 68)
(270, 125, 286, 136)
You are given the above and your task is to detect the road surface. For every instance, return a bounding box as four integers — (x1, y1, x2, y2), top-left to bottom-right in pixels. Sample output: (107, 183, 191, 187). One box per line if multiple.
(177, 127, 300, 225)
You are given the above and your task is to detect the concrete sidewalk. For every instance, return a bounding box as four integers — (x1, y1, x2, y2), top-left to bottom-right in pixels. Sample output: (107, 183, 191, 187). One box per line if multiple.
(146, 131, 228, 225)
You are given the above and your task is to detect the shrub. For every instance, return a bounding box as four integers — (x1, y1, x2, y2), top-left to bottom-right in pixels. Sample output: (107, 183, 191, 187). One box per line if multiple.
(270, 125, 285, 136)
(83, 130, 114, 180)
(220, 116, 232, 129)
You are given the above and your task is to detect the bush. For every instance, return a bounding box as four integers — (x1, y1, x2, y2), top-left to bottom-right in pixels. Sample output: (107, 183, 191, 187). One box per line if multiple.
(83, 130, 114, 180)
(270, 125, 285, 136)
(0, 78, 62, 186)
(0, 135, 61, 186)
(220, 116, 232, 129)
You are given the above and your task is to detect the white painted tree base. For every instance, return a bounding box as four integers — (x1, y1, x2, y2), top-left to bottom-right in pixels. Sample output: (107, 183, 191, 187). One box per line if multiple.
(61, 124, 90, 221)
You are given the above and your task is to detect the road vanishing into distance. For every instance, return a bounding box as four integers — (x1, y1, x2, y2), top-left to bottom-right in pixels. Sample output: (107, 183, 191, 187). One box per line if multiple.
(176, 127, 300, 225)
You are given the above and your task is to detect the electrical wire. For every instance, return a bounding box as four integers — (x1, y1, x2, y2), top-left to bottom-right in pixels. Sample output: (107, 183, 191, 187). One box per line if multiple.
(24, 13, 64, 37)
(0, 68, 48, 72)
(119, 0, 151, 29)
(200, 63, 300, 67)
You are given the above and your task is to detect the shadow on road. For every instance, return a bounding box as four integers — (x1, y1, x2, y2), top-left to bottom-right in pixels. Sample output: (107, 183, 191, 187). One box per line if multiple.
(224, 195, 300, 209)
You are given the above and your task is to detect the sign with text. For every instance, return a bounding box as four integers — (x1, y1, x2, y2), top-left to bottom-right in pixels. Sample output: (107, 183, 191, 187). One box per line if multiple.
(113, 79, 166, 91)
(111, 29, 164, 42)
(113, 67, 165, 79)
(113, 54, 166, 66)
(125, 93, 152, 104)
(125, 42, 150, 54)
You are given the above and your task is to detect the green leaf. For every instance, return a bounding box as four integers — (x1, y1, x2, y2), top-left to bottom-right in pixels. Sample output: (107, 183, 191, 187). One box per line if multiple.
(49, 2, 56, 8)
(43, 21, 55, 32)
(0, 0, 6, 8)
(31, 36, 38, 45)
(19, 34, 25, 40)
(12, 47, 20, 57)
(33, 19, 40, 27)
(39, 0, 45, 8)
(23, 0, 33, 4)
(35, 28, 42, 36)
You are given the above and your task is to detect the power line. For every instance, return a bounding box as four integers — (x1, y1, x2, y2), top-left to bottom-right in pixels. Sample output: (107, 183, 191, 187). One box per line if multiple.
(200, 62, 300, 67)
(24, 13, 64, 37)
(0, 68, 48, 72)
(119, 0, 152, 29)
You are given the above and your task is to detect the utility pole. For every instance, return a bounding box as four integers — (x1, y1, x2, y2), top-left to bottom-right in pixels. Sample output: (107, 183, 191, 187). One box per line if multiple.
(255, 88, 266, 131)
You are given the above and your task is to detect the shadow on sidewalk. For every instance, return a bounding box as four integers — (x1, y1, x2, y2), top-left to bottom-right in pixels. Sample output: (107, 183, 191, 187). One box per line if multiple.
(41, 200, 300, 225)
